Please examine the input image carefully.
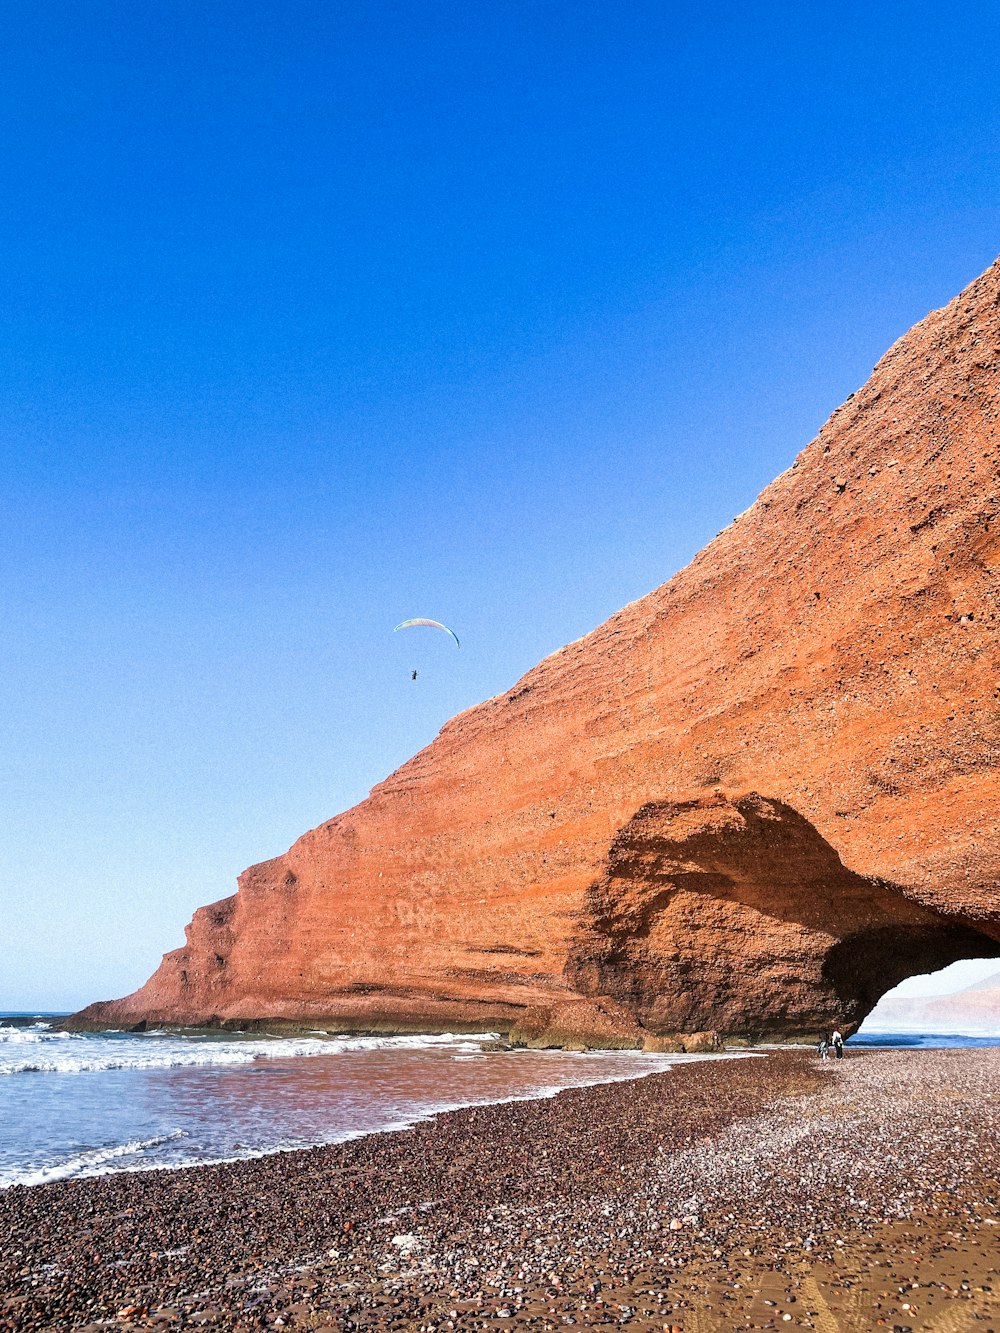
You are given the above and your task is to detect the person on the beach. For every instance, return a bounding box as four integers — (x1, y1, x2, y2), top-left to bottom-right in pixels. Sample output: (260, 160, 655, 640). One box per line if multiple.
(818, 1037, 829, 1060)
(831, 1028, 844, 1059)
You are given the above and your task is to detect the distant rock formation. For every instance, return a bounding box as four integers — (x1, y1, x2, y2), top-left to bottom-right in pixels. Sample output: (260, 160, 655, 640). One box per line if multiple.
(865, 971, 1000, 1034)
(73, 258, 1000, 1045)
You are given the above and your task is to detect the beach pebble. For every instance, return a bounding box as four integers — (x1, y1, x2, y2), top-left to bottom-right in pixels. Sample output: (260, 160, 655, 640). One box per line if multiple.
(2, 1050, 999, 1331)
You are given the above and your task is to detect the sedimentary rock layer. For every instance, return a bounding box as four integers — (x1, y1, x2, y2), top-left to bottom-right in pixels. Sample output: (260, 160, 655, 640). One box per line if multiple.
(75, 259, 1000, 1043)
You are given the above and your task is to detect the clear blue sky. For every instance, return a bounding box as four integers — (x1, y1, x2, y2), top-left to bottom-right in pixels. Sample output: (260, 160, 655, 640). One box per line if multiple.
(2, 1, 999, 1010)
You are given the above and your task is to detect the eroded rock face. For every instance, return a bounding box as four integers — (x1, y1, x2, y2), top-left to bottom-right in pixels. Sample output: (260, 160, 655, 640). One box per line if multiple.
(566, 794, 996, 1042)
(73, 259, 1000, 1043)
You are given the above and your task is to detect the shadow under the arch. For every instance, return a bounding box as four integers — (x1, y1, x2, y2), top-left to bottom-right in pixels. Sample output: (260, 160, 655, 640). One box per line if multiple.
(565, 790, 1000, 1041)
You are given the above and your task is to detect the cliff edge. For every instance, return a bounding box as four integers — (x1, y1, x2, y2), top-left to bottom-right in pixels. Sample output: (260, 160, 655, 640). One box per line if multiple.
(74, 260, 1000, 1045)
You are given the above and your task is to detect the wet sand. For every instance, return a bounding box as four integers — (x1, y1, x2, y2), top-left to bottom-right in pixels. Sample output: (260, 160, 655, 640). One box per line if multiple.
(1, 1048, 998, 1331)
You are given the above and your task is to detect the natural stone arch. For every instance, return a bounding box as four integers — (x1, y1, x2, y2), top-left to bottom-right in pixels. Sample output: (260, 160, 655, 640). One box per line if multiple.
(565, 793, 999, 1042)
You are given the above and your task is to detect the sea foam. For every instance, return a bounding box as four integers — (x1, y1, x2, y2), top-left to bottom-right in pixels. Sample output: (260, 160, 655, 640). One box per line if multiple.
(0, 1026, 490, 1076)
(7, 1131, 190, 1187)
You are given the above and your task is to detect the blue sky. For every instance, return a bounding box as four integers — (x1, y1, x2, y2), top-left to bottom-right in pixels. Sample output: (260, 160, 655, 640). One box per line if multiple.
(2, 2, 999, 1010)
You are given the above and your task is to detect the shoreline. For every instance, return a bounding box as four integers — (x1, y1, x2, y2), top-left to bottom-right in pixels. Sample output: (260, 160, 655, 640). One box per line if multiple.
(2, 1049, 999, 1330)
(3, 1043, 748, 1190)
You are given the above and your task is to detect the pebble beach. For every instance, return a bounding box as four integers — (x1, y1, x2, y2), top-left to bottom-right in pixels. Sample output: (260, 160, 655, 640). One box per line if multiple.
(2, 1048, 999, 1331)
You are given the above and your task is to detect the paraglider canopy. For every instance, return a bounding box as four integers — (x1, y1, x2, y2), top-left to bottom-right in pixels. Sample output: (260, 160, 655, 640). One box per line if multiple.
(393, 618, 460, 648)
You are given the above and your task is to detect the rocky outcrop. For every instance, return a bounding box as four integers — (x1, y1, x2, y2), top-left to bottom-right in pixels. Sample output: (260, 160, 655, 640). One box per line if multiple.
(73, 258, 1000, 1044)
(565, 794, 994, 1042)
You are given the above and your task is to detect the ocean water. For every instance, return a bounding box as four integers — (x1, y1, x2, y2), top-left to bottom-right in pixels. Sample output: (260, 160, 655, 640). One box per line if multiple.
(849, 1031, 1000, 1048)
(0, 1015, 716, 1188)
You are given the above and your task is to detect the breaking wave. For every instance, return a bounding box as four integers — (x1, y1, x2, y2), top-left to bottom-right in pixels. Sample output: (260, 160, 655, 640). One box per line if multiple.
(0, 1026, 491, 1076)
(6, 1132, 190, 1187)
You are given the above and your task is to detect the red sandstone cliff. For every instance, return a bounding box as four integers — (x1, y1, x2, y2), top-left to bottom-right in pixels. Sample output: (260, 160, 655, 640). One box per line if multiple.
(75, 260, 1000, 1044)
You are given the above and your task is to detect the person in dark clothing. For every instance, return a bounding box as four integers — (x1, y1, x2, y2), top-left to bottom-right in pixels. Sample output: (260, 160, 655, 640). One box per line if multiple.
(818, 1037, 829, 1060)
